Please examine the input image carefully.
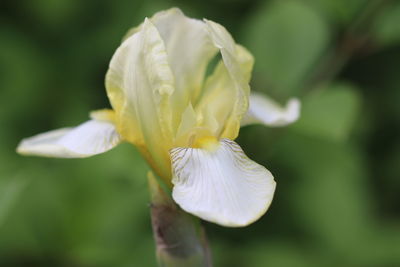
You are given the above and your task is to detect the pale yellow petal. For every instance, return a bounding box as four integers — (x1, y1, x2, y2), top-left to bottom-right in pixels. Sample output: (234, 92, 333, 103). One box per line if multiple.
(174, 103, 198, 146)
(105, 18, 175, 177)
(123, 8, 219, 133)
(194, 61, 234, 137)
(195, 44, 254, 139)
(200, 20, 254, 140)
(151, 9, 217, 104)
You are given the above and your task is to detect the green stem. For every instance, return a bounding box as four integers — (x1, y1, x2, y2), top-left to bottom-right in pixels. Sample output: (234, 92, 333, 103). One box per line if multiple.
(148, 172, 212, 267)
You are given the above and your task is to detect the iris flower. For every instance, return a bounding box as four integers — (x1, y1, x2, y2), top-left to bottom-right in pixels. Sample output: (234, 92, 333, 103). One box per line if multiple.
(17, 8, 300, 227)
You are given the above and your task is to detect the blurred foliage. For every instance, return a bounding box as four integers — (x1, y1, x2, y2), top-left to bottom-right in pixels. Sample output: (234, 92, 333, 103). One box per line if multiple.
(1, 0, 400, 266)
(292, 83, 361, 141)
(242, 0, 330, 97)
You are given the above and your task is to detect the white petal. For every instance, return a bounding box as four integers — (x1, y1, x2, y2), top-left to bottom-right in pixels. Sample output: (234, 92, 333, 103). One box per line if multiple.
(241, 92, 301, 127)
(170, 139, 276, 227)
(17, 120, 121, 158)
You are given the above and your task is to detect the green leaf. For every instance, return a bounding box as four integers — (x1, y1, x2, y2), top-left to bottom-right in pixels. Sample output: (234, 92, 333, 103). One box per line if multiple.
(242, 0, 329, 97)
(292, 83, 361, 141)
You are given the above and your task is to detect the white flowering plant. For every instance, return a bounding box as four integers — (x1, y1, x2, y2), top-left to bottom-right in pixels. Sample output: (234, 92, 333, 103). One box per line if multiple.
(17, 8, 300, 265)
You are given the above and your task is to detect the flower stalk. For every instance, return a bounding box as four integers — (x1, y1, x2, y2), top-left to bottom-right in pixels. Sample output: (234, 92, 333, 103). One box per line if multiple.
(148, 172, 212, 267)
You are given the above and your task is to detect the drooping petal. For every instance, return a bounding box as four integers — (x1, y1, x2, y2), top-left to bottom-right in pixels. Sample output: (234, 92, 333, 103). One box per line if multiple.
(241, 92, 301, 127)
(17, 120, 121, 158)
(170, 139, 276, 227)
(106, 18, 175, 177)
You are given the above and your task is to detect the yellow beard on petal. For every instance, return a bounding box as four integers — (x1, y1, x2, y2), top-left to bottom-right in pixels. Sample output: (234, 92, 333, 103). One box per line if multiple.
(193, 136, 219, 152)
(90, 109, 117, 123)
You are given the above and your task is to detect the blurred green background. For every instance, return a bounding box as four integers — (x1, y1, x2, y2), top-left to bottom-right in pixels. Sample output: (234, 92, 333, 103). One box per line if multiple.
(1, 0, 400, 266)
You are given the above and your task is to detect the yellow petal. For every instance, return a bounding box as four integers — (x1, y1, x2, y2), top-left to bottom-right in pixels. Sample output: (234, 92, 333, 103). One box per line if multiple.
(123, 8, 219, 133)
(151, 9, 218, 114)
(174, 103, 198, 146)
(195, 44, 254, 140)
(195, 60, 235, 137)
(198, 20, 254, 140)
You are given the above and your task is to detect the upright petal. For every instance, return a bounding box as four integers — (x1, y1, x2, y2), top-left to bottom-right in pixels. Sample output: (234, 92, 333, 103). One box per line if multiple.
(194, 61, 234, 138)
(151, 9, 218, 108)
(201, 20, 254, 140)
(241, 92, 301, 127)
(123, 8, 219, 132)
(106, 18, 175, 177)
(170, 139, 276, 227)
(195, 44, 254, 139)
(17, 120, 121, 158)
